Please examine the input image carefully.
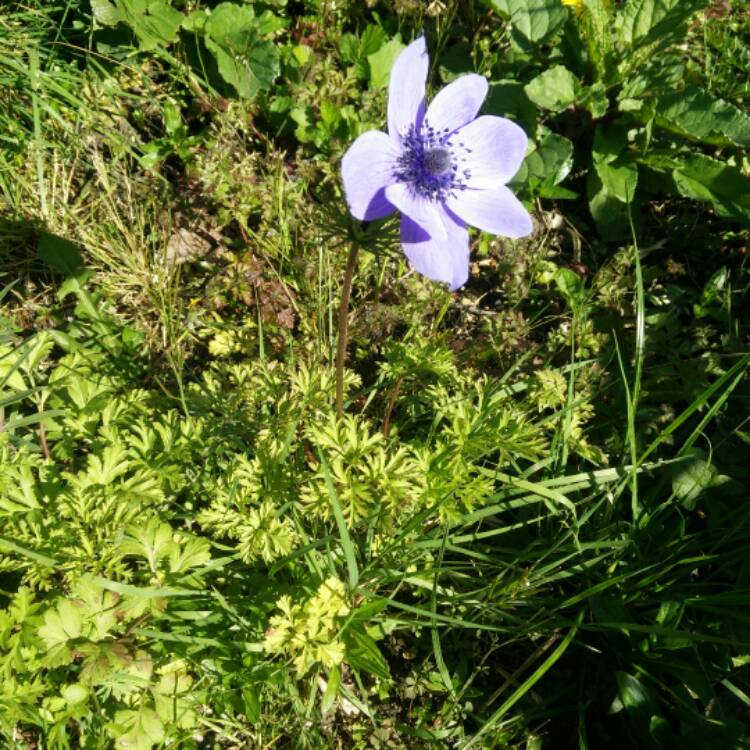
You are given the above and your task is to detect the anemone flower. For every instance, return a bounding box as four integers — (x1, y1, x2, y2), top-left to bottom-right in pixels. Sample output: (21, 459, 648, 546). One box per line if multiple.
(341, 35, 532, 291)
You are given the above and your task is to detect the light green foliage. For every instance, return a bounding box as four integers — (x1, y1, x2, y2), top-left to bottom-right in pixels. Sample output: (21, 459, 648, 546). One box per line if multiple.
(199, 452, 298, 564)
(367, 37, 406, 88)
(264, 577, 351, 677)
(1, 0, 749, 747)
(302, 413, 425, 523)
(524, 65, 580, 113)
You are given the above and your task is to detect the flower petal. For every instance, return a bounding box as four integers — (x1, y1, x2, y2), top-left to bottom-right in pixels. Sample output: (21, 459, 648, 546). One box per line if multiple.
(424, 74, 488, 135)
(385, 182, 447, 240)
(401, 207, 469, 290)
(446, 185, 533, 238)
(453, 115, 528, 188)
(341, 130, 400, 220)
(388, 35, 429, 140)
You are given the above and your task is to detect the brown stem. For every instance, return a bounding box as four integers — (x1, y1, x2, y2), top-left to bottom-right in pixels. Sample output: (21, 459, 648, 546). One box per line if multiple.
(335, 244, 360, 418)
(382, 377, 403, 438)
(39, 420, 50, 460)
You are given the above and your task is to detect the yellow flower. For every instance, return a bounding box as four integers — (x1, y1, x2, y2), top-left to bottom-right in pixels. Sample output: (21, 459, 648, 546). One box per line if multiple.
(561, 0, 584, 12)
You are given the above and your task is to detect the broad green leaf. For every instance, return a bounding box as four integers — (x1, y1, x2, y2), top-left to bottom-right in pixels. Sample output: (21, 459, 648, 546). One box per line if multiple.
(490, 0, 567, 43)
(367, 37, 405, 89)
(79, 641, 135, 685)
(110, 707, 165, 750)
(671, 450, 718, 510)
(134, 1, 183, 50)
(91, 0, 123, 26)
(204, 3, 280, 98)
(618, 0, 708, 49)
(555, 268, 587, 312)
(524, 66, 579, 113)
(37, 233, 84, 276)
(342, 626, 390, 680)
(102, 0, 183, 50)
(320, 665, 341, 716)
(61, 683, 89, 706)
(39, 599, 84, 648)
(671, 154, 750, 226)
(610, 671, 658, 738)
(70, 578, 120, 641)
(589, 123, 638, 207)
(510, 130, 574, 199)
(84, 442, 131, 485)
(485, 80, 537, 134)
(594, 160, 638, 203)
(656, 86, 750, 148)
(168, 535, 212, 574)
(610, 672, 655, 714)
(181, 8, 207, 32)
(587, 170, 630, 240)
(243, 686, 261, 723)
(582, 82, 609, 118)
(153, 662, 197, 728)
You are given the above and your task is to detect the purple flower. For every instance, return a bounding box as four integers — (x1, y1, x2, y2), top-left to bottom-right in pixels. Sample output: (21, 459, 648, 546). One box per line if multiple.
(341, 35, 532, 291)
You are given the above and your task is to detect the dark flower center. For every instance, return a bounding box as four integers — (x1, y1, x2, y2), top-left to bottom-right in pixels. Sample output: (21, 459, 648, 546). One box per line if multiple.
(423, 147, 452, 175)
(393, 120, 472, 203)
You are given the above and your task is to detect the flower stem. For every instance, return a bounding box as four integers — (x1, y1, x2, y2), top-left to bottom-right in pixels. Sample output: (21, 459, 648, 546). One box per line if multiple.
(335, 243, 360, 418)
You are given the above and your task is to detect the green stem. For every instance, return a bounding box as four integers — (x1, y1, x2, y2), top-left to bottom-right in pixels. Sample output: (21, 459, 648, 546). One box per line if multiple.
(335, 243, 360, 418)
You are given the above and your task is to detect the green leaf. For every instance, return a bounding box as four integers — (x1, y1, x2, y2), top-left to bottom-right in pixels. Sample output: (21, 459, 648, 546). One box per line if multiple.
(120, 517, 175, 573)
(90, 0, 182, 49)
(524, 66, 580, 113)
(582, 82, 609, 119)
(91, 0, 123, 25)
(510, 130, 574, 199)
(204, 3, 280, 98)
(367, 37, 405, 89)
(594, 160, 638, 203)
(671, 450, 718, 510)
(555, 268, 587, 313)
(61, 683, 89, 706)
(320, 665, 341, 715)
(610, 672, 659, 740)
(168, 535, 212, 574)
(490, 0, 567, 43)
(110, 707, 165, 750)
(136, 1, 183, 49)
(342, 625, 390, 680)
(485, 80, 537, 134)
(37, 233, 84, 276)
(39, 599, 84, 649)
(671, 154, 750, 226)
(655, 86, 750, 148)
(618, 0, 708, 49)
(587, 170, 630, 240)
(242, 686, 261, 723)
